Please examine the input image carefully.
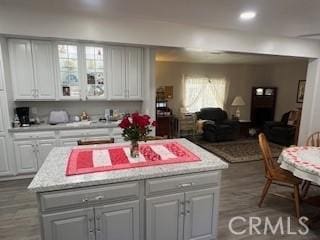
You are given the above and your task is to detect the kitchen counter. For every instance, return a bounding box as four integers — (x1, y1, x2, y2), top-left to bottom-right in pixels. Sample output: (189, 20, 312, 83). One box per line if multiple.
(28, 138, 228, 192)
(8, 121, 121, 133)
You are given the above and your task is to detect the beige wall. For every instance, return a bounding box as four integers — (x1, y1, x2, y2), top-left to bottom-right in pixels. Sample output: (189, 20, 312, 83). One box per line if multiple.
(156, 61, 308, 121)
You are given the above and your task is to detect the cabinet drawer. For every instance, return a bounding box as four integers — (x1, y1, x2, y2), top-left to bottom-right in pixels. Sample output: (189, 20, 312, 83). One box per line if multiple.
(86, 128, 111, 136)
(59, 130, 86, 138)
(40, 181, 140, 211)
(146, 171, 220, 195)
(13, 131, 55, 140)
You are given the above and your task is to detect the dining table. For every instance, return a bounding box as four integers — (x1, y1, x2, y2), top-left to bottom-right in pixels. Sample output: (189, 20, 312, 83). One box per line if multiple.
(278, 146, 320, 227)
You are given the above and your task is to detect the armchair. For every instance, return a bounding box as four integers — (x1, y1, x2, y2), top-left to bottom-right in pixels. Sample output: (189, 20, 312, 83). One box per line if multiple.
(263, 111, 299, 146)
(196, 108, 240, 142)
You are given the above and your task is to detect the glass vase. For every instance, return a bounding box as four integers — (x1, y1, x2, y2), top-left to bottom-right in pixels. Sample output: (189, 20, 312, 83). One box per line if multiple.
(130, 140, 139, 158)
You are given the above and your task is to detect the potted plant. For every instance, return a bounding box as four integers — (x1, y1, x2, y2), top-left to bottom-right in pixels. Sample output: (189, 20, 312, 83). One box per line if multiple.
(119, 113, 156, 157)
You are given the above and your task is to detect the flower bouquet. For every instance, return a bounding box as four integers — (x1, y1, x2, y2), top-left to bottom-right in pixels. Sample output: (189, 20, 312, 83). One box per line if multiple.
(119, 112, 156, 157)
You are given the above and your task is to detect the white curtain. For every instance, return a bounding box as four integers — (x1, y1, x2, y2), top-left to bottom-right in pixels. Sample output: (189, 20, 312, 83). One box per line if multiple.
(183, 76, 227, 113)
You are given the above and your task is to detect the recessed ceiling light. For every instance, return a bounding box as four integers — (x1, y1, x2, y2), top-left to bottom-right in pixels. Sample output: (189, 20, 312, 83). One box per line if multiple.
(239, 11, 256, 21)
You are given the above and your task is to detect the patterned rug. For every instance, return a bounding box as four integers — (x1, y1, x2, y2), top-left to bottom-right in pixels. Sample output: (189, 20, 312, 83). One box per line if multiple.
(195, 139, 285, 163)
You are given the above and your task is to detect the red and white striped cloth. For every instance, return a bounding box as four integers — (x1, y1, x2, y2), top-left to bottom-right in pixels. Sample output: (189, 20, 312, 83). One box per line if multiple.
(66, 141, 200, 176)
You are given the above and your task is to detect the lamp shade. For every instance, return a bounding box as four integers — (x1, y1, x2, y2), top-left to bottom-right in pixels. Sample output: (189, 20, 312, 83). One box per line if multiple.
(231, 96, 246, 106)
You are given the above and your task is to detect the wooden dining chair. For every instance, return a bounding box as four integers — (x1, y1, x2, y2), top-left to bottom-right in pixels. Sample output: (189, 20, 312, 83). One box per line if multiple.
(258, 133, 302, 218)
(301, 131, 320, 199)
(77, 138, 115, 146)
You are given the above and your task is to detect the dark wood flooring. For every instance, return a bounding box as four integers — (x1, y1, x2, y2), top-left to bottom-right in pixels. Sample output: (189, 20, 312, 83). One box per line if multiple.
(0, 161, 319, 239)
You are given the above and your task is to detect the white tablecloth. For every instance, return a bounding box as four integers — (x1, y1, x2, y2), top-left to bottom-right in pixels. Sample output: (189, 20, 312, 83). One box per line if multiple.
(278, 146, 320, 185)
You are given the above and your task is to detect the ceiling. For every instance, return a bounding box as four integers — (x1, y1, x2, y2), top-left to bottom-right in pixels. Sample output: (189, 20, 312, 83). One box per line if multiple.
(1, 0, 320, 39)
(156, 48, 307, 64)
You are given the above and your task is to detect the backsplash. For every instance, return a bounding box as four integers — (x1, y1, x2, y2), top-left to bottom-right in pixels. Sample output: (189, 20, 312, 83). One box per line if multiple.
(14, 101, 142, 123)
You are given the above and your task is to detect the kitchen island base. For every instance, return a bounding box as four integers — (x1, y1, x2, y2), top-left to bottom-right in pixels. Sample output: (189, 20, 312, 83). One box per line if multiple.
(37, 171, 221, 240)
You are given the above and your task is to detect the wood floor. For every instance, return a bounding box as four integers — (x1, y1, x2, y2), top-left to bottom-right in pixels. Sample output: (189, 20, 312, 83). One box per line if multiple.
(0, 161, 319, 240)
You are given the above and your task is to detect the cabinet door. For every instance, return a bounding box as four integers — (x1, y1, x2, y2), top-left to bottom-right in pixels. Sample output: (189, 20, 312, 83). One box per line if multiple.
(14, 140, 37, 174)
(184, 188, 219, 240)
(32, 41, 56, 100)
(95, 200, 140, 240)
(0, 136, 11, 176)
(0, 44, 5, 91)
(108, 46, 126, 100)
(37, 139, 57, 168)
(42, 208, 94, 240)
(146, 193, 184, 240)
(8, 39, 35, 100)
(126, 47, 142, 100)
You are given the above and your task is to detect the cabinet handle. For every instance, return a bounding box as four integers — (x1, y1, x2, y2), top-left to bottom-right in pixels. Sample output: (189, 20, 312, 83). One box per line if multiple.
(96, 217, 101, 231)
(178, 182, 194, 188)
(179, 201, 185, 216)
(88, 218, 94, 233)
(82, 198, 89, 203)
(185, 200, 191, 215)
(94, 195, 104, 201)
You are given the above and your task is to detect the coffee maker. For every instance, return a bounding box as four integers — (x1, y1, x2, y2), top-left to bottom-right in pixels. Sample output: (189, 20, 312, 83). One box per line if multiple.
(16, 107, 30, 127)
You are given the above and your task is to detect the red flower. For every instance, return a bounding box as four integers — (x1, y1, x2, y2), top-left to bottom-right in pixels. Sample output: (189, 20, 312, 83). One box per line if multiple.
(152, 121, 157, 127)
(119, 117, 131, 129)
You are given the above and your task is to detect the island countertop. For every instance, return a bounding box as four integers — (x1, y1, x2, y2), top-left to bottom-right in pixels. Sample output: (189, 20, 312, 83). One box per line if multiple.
(28, 138, 228, 192)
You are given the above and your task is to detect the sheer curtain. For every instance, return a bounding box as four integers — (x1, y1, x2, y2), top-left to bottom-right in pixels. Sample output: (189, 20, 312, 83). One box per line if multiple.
(183, 76, 228, 113)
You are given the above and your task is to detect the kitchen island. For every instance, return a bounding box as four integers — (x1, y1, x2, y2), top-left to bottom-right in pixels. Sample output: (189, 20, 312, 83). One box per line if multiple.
(29, 138, 228, 240)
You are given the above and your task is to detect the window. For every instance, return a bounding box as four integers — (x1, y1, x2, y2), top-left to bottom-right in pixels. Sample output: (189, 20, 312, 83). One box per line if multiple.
(85, 46, 105, 97)
(58, 44, 80, 97)
(183, 77, 227, 113)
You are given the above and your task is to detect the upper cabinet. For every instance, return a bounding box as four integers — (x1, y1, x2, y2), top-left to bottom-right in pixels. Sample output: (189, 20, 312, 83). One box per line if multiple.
(8, 39, 56, 100)
(56, 44, 81, 100)
(108, 47, 143, 100)
(8, 38, 144, 101)
(84, 45, 106, 99)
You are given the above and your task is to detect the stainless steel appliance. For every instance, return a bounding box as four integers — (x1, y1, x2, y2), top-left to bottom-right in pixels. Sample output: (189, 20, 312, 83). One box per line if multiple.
(15, 107, 30, 127)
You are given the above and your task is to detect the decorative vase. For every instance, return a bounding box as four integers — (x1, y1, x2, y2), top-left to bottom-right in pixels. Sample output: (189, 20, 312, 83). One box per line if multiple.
(130, 140, 139, 158)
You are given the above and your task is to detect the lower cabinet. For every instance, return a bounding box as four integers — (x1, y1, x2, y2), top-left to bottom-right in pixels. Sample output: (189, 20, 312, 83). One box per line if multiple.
(42, 208, 95, 240)
(14, 139, 57, 173)
(42, 200, 140, 240)
(146, 193, 184, 240)
(0, 136, 11, 176)
(95, 200, 140, 240)
(146, 188, 219, 240)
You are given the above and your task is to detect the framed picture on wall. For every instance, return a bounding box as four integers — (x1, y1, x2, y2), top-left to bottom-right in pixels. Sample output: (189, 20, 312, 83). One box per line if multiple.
(296, 80, 306, 103)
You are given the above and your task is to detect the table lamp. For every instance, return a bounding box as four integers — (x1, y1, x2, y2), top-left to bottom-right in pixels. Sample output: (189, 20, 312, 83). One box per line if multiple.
(231, 96, 246, 119)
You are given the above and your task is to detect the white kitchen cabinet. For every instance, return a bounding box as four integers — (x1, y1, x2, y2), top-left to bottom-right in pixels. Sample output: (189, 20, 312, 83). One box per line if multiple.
(0, 92, 9, 132)
(32, 41, 56, 100)
(108, 47, 143, 100)
(8, 39, 35, 100)
(43, 208, 94, 240)
(146, 193, 184, 240)
(184, 188, 219, 240)
(59, 138, 79, 147)
(95, 200, 140, 240)
(0, 44, 5, 91)
(37, 139, 57, 168)
(8, 39, 56, 100)
(14, 140, 38, 174)
(14, 138, 57, 174)
(0, 136, 11, 176)
(108, 46, 126, 100)
(126, 47, 143, 100)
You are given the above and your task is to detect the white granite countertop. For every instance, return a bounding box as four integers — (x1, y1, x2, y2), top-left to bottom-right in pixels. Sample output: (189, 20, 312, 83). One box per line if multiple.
(8, 121, 121, 132)
(28, 138, 228, 192)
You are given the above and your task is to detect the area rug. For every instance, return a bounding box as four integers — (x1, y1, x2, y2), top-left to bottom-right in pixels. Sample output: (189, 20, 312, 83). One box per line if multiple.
(195, 139, 284, 163)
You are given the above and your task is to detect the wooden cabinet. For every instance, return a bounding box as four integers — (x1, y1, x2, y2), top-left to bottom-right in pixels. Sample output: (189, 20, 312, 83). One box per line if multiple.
(95, 200, 140, 240)
(0, 136, 11, 176)
(8, 39, 56, 100)
(43, 208, 95, 240)
(146, 193, 184, 240)
(108, 47, 143, 100)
